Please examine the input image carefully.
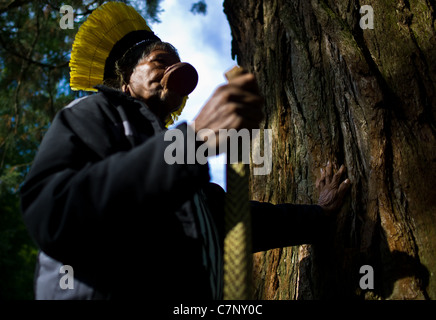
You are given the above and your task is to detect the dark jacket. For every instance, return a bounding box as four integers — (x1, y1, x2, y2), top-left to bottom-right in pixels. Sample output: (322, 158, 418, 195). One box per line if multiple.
(20, 85, 327, 300)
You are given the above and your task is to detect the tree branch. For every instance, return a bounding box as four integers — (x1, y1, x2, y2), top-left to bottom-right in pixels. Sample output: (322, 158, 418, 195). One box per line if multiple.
(13, 6, 42, 133)
(0, 34, 69, 69)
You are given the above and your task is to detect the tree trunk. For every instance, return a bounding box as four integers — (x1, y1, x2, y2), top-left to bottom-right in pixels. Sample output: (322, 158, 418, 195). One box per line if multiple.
(224, 0, 436, 299)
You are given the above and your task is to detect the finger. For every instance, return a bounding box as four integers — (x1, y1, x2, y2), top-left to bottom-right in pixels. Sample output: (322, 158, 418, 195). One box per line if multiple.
(227, 73, 260, 93)
(218, 85, 263, 106)
(227, 111, 261, 131)
(317, 168, 326, 189)
(221, 103, 263, 128)
(325, 161, 333, 185)
(233, 94, 264, 110)
(337, 178, 351, 199)
(331, 164, 346, 187)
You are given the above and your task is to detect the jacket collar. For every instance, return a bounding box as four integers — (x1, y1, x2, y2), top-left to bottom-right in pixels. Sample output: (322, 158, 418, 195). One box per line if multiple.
(95, 84, 167, 133)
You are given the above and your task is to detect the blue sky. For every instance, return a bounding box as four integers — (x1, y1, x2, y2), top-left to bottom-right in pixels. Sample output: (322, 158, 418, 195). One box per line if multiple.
(149, 0, 236, 189)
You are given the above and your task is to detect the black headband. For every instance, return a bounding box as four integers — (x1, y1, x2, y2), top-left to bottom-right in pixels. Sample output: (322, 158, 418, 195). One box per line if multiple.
(104, 30, 161, 81)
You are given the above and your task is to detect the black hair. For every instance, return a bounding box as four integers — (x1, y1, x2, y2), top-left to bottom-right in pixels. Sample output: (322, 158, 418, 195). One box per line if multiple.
(104, 41, 180, 90)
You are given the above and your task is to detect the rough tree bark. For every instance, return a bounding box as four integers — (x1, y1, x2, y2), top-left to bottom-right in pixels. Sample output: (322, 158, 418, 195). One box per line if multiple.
(223, 0, 436, 299)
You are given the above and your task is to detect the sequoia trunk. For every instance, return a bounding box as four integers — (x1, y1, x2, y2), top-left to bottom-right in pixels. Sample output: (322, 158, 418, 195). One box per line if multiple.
(224, 0, 436, 299)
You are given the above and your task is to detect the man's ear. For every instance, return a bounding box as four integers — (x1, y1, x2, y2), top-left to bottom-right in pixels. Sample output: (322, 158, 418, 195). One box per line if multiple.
(122, 83, 131, 95)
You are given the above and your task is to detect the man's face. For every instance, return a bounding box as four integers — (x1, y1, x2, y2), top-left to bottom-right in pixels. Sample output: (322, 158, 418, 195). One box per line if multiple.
(124, 49, 182, 121)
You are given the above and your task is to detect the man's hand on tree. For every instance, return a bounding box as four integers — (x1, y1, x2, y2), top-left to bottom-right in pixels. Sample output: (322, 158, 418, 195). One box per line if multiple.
(190, 73, 264, 152)
(316, 161, 351, 216)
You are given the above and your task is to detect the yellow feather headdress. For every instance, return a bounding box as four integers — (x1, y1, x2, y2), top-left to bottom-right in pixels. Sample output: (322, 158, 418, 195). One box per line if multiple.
(69, 1, 187, 126)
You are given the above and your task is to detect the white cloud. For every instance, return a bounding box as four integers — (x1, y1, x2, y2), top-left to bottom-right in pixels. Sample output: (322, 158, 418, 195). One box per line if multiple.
(150, 0, 235, 189)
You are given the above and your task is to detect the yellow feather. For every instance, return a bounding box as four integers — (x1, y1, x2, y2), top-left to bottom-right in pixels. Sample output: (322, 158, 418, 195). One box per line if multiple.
(166, 96, 188, 127)
(70, 2, 152, 91)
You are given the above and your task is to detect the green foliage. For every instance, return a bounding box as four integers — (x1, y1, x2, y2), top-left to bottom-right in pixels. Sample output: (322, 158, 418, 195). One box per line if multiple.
(191, 0, 207, 15)
(142, 0, 164, 23)
(0, 0, 97, 300)
(0, 181, 38, 300)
